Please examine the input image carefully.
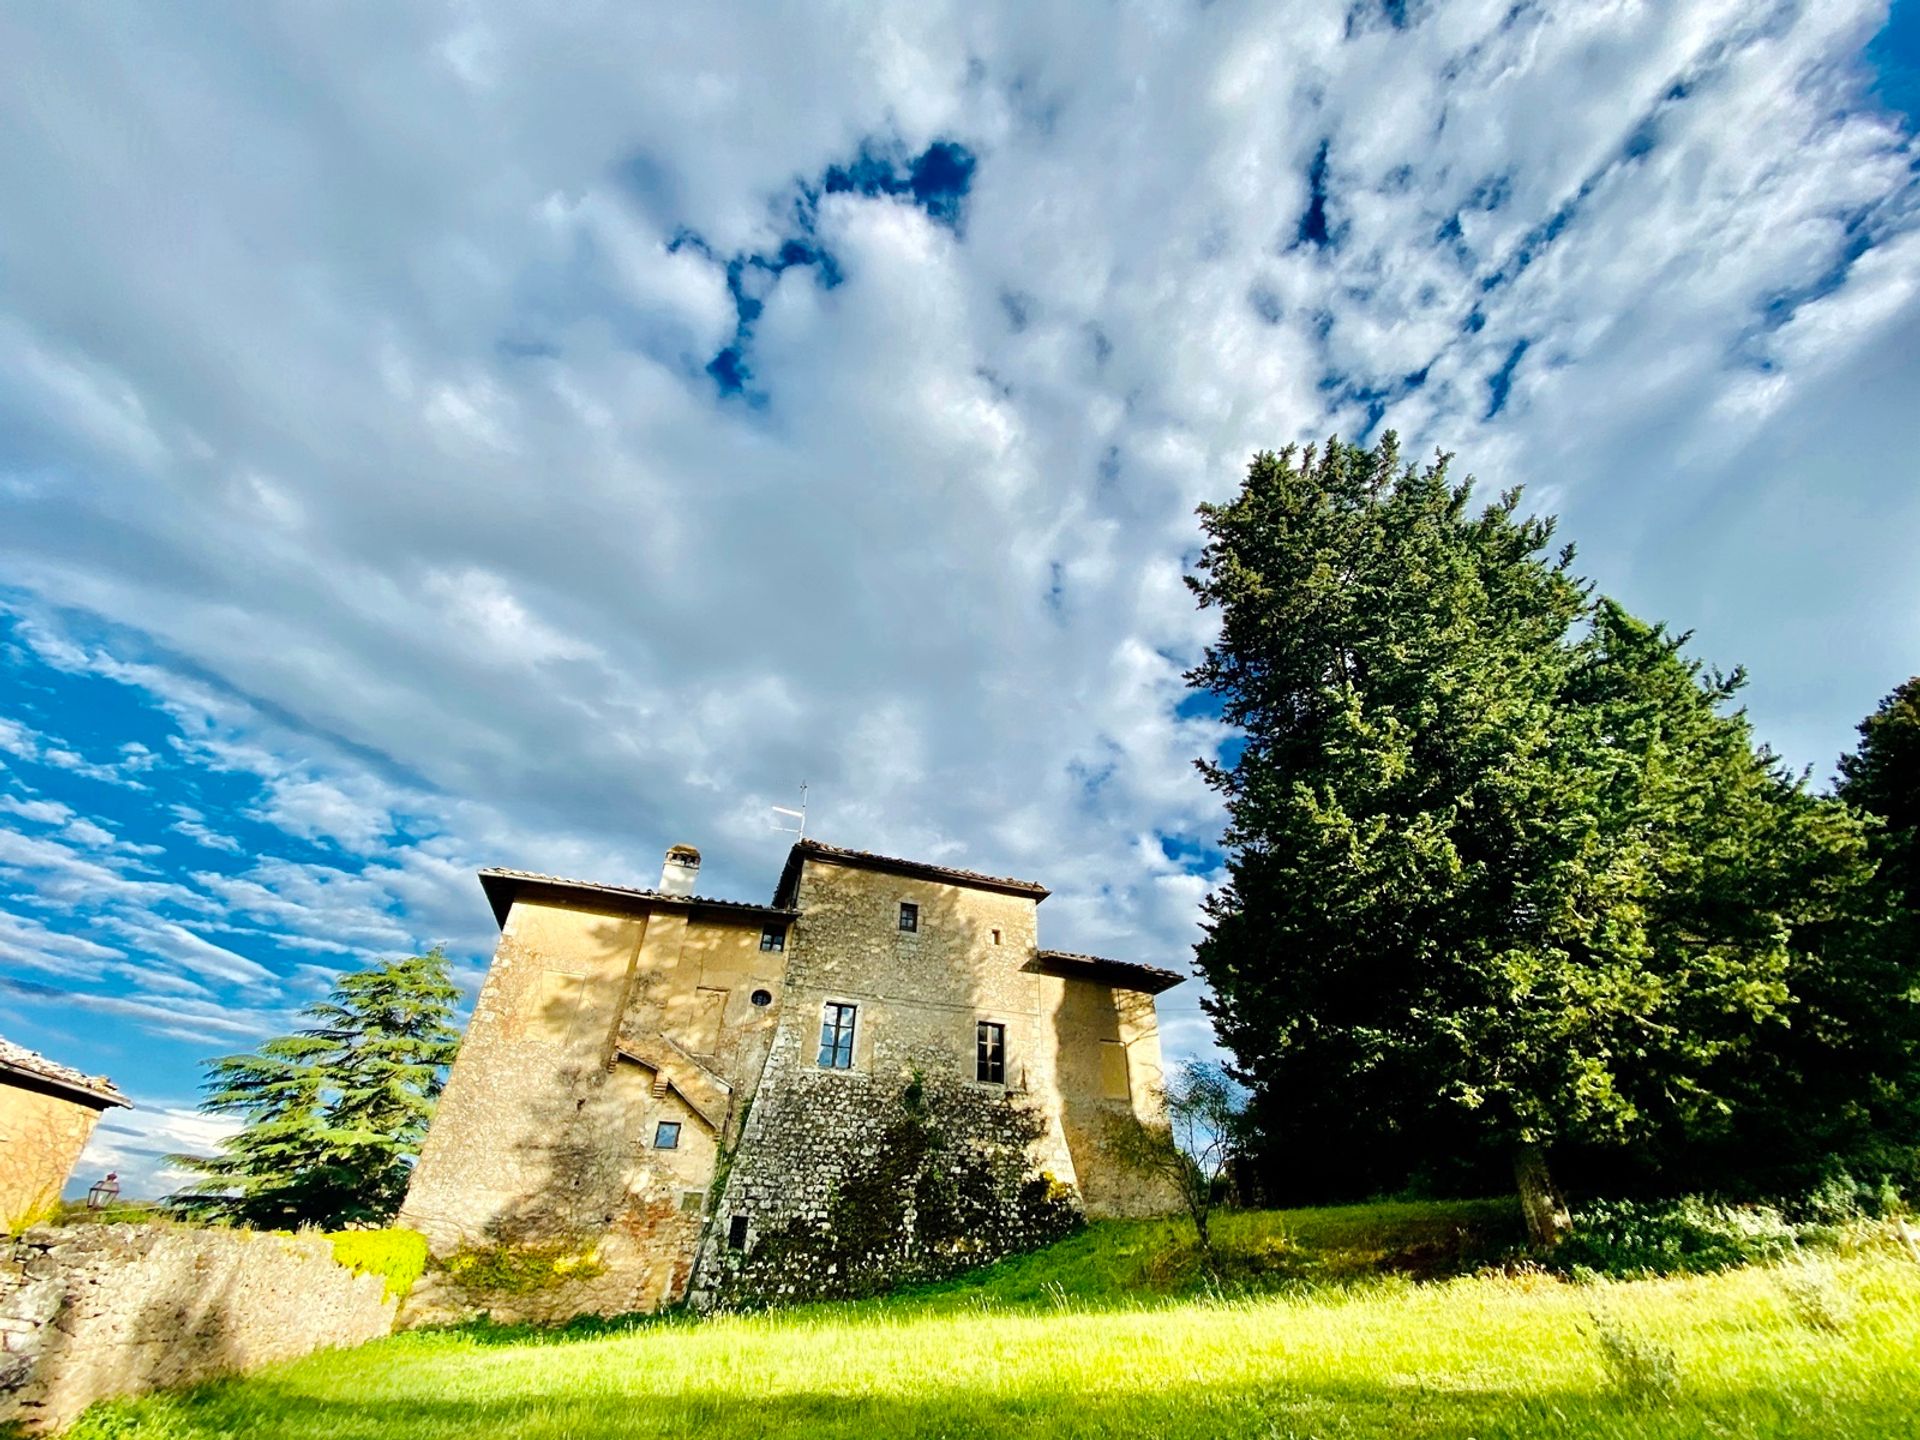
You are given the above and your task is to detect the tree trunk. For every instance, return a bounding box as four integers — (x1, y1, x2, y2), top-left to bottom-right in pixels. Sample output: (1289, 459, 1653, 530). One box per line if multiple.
(1513, 1142, 1571, 1248)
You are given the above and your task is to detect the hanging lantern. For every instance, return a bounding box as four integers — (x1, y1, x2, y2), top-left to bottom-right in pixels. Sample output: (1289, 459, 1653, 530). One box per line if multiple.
(86, 1172, 120, 1210)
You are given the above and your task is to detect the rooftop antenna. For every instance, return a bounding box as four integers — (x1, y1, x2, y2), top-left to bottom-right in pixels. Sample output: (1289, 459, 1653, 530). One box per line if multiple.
(771, 782, 808, 842)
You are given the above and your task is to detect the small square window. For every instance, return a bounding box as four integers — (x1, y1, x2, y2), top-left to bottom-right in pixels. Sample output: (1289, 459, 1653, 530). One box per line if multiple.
(991, 928, 1001, 945)
(976, 1021, 1006, 1085)
(679, 1190, 704, 1214)
(727, 1214, 750, 1250)
(653, 1121, 681, 1150)
(760, 925, 785, 952)
(818, 1002, 857, 1069)
(899, 902, 919, 933)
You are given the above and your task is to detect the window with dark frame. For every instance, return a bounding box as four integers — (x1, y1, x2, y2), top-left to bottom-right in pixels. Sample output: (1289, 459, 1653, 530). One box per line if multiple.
(653, 1121, 681, 1150)
(818, 1002, 857, 1069)
(760, 925, 785, 952)
(899, 902, 919, 933)
(976, 1021, 1006, 1085)
(727, 1214, 749, 1250)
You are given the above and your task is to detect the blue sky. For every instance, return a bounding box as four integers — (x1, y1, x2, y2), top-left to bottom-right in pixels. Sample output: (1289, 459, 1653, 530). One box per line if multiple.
(2, 2, 1917, 1195)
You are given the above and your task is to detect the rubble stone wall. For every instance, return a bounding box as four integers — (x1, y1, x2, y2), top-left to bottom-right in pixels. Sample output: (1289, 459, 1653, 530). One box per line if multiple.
(0, 1224, 395, 1434)
(692, 858, 1087, 1307)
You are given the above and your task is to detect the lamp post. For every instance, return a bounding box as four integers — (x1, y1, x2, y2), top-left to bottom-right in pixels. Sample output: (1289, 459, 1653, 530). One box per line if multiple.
(86, 1172, 120, 1211)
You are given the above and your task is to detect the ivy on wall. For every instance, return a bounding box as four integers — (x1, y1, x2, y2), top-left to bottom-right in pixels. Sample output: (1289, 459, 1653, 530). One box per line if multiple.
(710, 1072, 1079, 1306)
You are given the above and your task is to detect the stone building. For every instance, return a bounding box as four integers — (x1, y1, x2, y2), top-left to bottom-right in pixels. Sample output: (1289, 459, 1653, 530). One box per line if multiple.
(399, 839, 1182, 1319)
(1, 1037, 130, 1233)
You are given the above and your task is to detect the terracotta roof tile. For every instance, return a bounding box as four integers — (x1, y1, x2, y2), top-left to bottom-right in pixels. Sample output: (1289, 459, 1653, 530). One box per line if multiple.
(776, 839, 1049, 905)
(477, 868, 798, 929)
(1027, 949, 1186, 995)
(0, 1035, 131, 1108)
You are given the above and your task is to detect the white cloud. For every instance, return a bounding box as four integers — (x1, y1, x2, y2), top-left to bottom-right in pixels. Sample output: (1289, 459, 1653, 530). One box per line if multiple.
(75, 1103, 242, 1201)
(0, 718, 44, 763)
(59, 816, 117, 848)
(0, 0, 1913, 1095)
(247, 776, 395, 856)
(168, 805, 243, 854)
(0, 794, 73, 826)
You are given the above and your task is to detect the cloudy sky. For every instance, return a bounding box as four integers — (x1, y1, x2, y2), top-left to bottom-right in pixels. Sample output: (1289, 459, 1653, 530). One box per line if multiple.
(2, 1, 1916, 1197)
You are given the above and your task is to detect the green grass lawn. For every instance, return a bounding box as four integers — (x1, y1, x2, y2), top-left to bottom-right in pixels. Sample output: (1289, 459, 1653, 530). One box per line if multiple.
(66, 1202, 1920, 1440)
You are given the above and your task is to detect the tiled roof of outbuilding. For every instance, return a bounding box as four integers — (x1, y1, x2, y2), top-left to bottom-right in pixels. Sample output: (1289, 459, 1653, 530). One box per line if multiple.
(477, 868, 798, 929)
(1026, 949, 1186, 995)
(775, 839, 1050, 906)
(0, 1035, 131, 1109)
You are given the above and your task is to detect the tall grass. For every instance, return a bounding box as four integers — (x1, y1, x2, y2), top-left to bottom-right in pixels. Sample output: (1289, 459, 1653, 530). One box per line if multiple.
(65, 1205, 1920, 1440)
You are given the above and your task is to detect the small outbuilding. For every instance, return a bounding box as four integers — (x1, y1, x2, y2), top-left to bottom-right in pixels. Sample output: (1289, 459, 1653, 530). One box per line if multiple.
(0, 1035, 131, 1232)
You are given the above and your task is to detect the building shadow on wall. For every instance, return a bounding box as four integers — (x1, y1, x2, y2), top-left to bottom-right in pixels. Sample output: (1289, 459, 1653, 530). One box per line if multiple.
(474, 912, 660, 1248)
(12, 1258, 241, 1433)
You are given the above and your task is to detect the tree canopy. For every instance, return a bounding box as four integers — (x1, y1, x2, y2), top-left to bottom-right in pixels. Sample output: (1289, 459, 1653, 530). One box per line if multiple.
(169, 948, 462, 1229)
(1839, 677, 1920, 912)
(1186, 436, 1897, 1237)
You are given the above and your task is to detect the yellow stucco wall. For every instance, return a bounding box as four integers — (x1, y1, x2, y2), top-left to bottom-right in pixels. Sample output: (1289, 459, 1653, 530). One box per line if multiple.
(398, 893, 792, 1317)
(1, 1080, 106, 1233)
(1049, 975, 1175, 1216)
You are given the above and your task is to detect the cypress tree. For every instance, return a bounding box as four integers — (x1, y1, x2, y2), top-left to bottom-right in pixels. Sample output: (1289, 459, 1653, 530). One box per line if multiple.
(1187, 437, 1880, 1239)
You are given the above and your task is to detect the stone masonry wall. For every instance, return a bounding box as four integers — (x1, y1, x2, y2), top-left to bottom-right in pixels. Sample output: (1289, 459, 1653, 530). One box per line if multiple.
(0, 1224, 395, 1434)
(691, 857, 1085, 1308)
(698, 1065, 1076, 1307)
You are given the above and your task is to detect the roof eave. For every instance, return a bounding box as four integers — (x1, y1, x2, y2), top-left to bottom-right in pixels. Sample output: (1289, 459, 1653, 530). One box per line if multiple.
(1024, 951, 1186, 996)
(778, 840, 1050, 904)
(478, 869, 798, 931)
(0, 1065, 131, 1111)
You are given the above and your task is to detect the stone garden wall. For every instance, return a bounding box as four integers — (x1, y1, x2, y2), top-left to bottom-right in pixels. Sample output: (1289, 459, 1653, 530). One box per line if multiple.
(0, 1224, 396, 1434)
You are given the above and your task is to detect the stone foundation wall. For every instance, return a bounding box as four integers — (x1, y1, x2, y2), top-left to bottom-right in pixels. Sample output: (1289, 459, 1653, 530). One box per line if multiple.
(694, 1065, 1078, 1308)
(0, 1224, 396, 1434)
(398, 1193, 708, 1328)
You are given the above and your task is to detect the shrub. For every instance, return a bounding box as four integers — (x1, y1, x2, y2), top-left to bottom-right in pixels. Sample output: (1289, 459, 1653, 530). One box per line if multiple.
(1776, 1257, 1855, 1333)
(1585, 1306, 1681, 1403)
(328, 1228, 430, 1300)
(441, 1240, 605, 1295)
(1553, 1196, 1800, 1278)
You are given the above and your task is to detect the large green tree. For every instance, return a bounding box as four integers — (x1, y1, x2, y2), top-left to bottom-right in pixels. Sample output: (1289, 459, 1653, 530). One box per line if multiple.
(1186, 436, 1877, 1241)
(1839, 677, 1920, 913)
(169, 949, 461, 1228)
(1807, 677, 1920, 1182)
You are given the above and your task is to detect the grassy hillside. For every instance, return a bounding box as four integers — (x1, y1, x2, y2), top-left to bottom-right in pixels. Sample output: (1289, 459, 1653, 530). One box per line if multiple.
(890, 1198, 1528, 1309)
(65, 1202, 1920, 1440)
